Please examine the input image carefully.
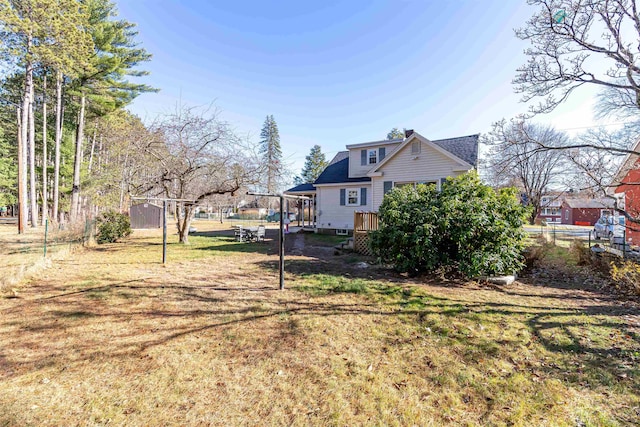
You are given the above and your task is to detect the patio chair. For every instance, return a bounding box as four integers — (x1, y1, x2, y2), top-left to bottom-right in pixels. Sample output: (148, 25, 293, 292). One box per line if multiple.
(234, 226, 245, 242)
(256, 225, 266, 242)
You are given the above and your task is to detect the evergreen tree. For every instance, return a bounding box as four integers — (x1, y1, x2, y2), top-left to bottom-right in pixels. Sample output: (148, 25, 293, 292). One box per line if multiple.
(259, 115, 282, 194)
(299, 145, 327, 184)
(69, 0, 156, 220)
(0, 0, 93, 229)
(0, 110, 17, 207)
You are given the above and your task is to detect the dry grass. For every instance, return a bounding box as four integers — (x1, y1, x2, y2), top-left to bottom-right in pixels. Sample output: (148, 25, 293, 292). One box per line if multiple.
(0, 223, 639, 426)
(0, 222, 83, 289)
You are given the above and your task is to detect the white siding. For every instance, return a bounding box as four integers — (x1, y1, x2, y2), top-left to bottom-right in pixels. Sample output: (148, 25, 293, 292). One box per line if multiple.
(371, 141, 473, 210)
(316, 183, 372, 230)
(348, 143, 401, 178)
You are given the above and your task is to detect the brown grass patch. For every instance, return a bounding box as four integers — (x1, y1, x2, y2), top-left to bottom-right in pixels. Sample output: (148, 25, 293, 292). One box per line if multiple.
(0, 223, 639, 426)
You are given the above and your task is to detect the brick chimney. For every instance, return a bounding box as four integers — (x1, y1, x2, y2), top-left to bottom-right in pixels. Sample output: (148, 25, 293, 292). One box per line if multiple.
(404, 129, 414, 138)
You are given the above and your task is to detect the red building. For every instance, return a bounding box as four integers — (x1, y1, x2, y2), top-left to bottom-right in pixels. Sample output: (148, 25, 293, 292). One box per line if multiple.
(561, 198, 617, 226)
(613, 139, 640, 244)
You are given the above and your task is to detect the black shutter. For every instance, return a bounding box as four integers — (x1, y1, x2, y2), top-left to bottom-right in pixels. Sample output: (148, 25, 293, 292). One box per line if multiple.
(383, 181, 393, 194)
(360, 188, 367, 206)
(340, 189, 346, 206)
(440, 177, 447, 189)
(379, 147, 386, 161)
(361, 149, 367, 166)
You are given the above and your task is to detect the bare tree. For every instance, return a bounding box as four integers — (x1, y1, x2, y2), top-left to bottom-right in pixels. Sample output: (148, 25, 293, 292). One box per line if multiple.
(515, 0, 640, 116)
(135, 105, 261, 243)
(513, 1, 640, 229)
(484, 118, 569, 224)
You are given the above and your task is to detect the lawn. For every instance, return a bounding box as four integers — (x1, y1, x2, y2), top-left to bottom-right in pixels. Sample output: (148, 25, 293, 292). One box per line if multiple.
(0, 223, 639, 426)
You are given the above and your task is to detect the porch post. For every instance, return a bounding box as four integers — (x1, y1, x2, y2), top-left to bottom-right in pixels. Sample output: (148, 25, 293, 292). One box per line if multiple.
(312, 195, 316, 230)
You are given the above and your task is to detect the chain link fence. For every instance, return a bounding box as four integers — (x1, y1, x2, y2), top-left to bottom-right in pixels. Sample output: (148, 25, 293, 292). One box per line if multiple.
(529, 224, 640, 262)
(0, 218, 97, 288)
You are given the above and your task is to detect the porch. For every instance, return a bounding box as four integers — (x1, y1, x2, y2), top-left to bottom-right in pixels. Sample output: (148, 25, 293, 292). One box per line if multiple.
(283, 183, 317, 231)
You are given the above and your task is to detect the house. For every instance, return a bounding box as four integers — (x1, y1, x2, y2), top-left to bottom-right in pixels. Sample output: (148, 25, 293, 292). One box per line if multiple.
(612, 138, 640, 243)
(560, 197, 619, 226)
(285, 130, 479, 234)
(537, 193, 564, 224)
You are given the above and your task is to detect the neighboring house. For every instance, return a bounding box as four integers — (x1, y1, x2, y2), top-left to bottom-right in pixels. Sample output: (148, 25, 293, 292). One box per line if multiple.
(285, 130, 479, 234)
(537, 194, 563, 224)
(612, 138, 640, 243)
(560, 198, 618, 226)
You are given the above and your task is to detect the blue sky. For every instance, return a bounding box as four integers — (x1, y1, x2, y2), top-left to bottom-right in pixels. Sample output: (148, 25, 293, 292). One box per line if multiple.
(118, 0, 603, 176)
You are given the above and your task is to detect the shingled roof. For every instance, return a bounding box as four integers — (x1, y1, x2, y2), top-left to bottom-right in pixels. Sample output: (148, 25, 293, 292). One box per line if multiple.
(563, 198, 616, 209)
(314, 151, 371, 185)
(286, 132, 479, 191)
(430, 134, 479, 167)
(286, 183, 316, 193)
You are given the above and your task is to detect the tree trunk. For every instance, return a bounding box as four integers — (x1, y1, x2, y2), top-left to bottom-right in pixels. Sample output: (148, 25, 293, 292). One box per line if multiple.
(28, 65, 38, 228)
(17, 105, 26, 234)
(41, 75, 48, 226)
(87, 127, 97, 172)
(52, 71, 63, 223)
(70, 94, 85, 222)
(176, 203, 193, 244)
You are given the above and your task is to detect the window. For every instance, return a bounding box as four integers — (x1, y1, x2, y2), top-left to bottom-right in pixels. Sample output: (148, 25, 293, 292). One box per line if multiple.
(336, 229, 349, 236)
(368, 149, 377, 164)
(565, 210, 569, 220)
(542, 208, 560, 216)
(396, 181, 438, 190)
(411, 141, 421, 154)
(347, 189, 359, 206)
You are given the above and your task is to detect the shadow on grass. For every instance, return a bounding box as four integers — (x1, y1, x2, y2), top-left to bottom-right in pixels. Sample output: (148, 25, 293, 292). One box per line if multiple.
(3, 234, 639, 405)
(2, 271, 639, 399)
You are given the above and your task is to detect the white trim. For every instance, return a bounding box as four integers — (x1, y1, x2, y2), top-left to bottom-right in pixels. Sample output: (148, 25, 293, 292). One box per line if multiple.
(346, 138, 404, 149)
(284, 190, 316, 195)
(346, 188, 360, 206)
(369, 133, 473, 175)
(314, 182, 371, 187)
(368, 148, 378, 165)
(611, 137, 640, 190)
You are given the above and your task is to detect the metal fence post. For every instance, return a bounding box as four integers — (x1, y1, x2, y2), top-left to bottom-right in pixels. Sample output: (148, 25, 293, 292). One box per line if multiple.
(279, 195, 285, 291)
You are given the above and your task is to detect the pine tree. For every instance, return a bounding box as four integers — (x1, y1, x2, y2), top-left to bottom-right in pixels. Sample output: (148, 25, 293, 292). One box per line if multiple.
(299, 145, 327, 184)
(259, 115, 282, 194)
(69, 0, 156, 221)
(0, 0, 93, 229)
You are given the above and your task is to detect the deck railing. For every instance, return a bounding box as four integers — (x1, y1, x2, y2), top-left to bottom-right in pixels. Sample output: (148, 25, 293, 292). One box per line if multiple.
(354, 211, 379, 232)
(353, 211, 379, 255)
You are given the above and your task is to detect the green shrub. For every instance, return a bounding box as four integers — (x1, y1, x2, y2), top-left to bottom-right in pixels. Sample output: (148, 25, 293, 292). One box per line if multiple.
(370, 172, 529, 277)
(96, 211, 132, 244)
